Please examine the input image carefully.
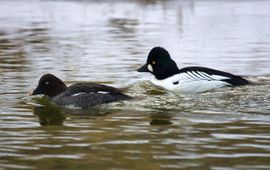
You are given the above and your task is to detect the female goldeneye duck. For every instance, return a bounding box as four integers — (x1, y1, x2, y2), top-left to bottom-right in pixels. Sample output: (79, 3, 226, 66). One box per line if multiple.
(137, 47, 249, 94)
(29, 74, 132, 109)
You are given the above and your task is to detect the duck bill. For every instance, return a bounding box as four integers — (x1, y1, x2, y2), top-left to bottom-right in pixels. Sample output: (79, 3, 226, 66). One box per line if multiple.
(30, 87, 42, 96)
(137, 64, 149, 72)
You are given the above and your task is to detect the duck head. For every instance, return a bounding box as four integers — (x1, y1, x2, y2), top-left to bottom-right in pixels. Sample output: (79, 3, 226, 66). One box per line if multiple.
(31, 74, 68, 97)
(137, 47, 180, 80)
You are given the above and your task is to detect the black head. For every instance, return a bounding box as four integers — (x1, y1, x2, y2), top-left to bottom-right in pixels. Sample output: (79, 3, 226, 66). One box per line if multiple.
(137, 47, 180, 80)
(31, 74, 68, 97)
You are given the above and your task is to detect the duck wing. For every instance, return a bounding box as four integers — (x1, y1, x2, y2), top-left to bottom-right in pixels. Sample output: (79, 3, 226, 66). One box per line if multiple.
(67, 82, 123, 94)
(51, 83, 131, 109)
(53, 92, 131, 109)
(178, 66, 249, 85)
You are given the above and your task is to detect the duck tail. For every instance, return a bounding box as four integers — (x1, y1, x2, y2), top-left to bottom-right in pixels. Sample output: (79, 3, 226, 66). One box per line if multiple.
(223, 76, 250, 86)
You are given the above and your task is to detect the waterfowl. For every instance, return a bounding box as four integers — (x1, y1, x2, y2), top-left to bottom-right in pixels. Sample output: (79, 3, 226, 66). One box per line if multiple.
(30, 74, 132, 109)
(137, 47, 249, 94)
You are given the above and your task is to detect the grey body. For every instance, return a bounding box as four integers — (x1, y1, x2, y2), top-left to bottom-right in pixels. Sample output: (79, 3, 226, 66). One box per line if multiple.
(52, 83, 131, 109)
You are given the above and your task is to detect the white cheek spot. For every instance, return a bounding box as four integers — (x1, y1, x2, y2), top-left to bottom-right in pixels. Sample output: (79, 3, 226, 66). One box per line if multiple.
(147, 64, 153, 72)
(45, 81, 49, 85)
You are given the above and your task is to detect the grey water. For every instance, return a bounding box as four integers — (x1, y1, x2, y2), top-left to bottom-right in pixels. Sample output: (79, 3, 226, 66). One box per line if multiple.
(0, 0, 270, 169)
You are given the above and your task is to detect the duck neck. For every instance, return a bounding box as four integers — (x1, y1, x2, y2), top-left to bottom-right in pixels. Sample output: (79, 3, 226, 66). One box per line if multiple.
(49, 83, 68, 97)
(154, 62, 180, 80)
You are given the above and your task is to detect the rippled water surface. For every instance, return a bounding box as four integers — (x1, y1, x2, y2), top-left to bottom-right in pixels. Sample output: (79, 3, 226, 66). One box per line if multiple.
(1, 0, 270, 169)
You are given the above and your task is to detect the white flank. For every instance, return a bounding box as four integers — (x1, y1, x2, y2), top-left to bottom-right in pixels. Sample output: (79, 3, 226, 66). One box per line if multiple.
(151, 72, 231, 94)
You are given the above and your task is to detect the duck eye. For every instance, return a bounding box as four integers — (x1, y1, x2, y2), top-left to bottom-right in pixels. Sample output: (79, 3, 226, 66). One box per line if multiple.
(45, 81, 49, 85)
(152, 61, 156, 65)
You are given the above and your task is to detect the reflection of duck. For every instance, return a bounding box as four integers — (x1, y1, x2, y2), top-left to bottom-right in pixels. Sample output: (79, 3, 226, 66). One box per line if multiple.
(32, 100, 117, 126)
(33, 105, 65, 126)
(30, 74, 132, 109)
(138, 47, 249, 94)
(150, 113, 173, 126)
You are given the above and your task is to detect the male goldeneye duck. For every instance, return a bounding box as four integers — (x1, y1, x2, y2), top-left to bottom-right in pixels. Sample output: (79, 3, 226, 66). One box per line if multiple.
(137, 47, 249, 94)
(30, 74, 132, 109)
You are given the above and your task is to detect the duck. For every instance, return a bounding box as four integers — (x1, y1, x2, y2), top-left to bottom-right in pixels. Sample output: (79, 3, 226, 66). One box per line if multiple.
(137, 47, 249, 94)
(29, 74, 132, 109)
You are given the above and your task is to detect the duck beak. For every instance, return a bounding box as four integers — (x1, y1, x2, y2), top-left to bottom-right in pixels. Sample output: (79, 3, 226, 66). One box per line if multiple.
(137, 63, 149, 72)
(30, 87, 42, 96)
(28, 91, 33, 96)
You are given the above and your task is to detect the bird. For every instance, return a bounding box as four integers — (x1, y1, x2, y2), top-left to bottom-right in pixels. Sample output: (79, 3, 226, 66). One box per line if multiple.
(29, 74, 132, 109)
(137, 47, 249, 94)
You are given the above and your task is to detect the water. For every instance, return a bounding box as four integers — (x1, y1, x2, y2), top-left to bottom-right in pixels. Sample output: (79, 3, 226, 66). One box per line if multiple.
(0, 0, 270, 169)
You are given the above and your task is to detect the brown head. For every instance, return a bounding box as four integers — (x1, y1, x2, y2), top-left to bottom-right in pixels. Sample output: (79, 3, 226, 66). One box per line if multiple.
(31, 74, 68, 97)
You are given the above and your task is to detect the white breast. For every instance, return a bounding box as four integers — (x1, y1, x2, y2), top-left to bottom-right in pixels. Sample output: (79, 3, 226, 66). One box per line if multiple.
(151, 72, 231, 94)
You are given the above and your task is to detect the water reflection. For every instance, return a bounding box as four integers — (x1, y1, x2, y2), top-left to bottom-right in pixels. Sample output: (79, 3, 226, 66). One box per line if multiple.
(150, 113, 173, 126)
(30, 98, 121, 126)
(33, 106, 65, 126)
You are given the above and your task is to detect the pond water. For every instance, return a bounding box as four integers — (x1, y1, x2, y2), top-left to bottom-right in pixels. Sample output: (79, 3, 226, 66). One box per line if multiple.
(0, 0, 270, 169)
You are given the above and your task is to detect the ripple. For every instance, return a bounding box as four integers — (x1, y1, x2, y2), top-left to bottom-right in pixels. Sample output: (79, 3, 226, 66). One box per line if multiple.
(23, 154, 85, 160)
(205, 153, 270, 158)
(212, 134, 270, 140)
(96, 140, 149, 145)
(0, 163, 33, 170)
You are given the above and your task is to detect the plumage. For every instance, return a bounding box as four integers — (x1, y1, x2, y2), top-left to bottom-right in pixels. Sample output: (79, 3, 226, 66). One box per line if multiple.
(30, 74, 132, 109)
(137, 47, 249, 94)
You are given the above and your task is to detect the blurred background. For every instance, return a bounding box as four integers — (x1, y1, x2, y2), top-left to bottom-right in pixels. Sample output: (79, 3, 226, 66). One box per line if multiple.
(0, 0, 270, 170)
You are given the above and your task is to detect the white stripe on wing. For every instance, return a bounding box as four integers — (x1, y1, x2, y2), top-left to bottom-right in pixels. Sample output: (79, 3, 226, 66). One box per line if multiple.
(71, 92, 87, 97)
(179, 71, 230, 81)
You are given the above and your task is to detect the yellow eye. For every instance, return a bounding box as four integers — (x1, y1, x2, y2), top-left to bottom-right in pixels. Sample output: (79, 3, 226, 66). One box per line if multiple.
(152, 61, 156, 65)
